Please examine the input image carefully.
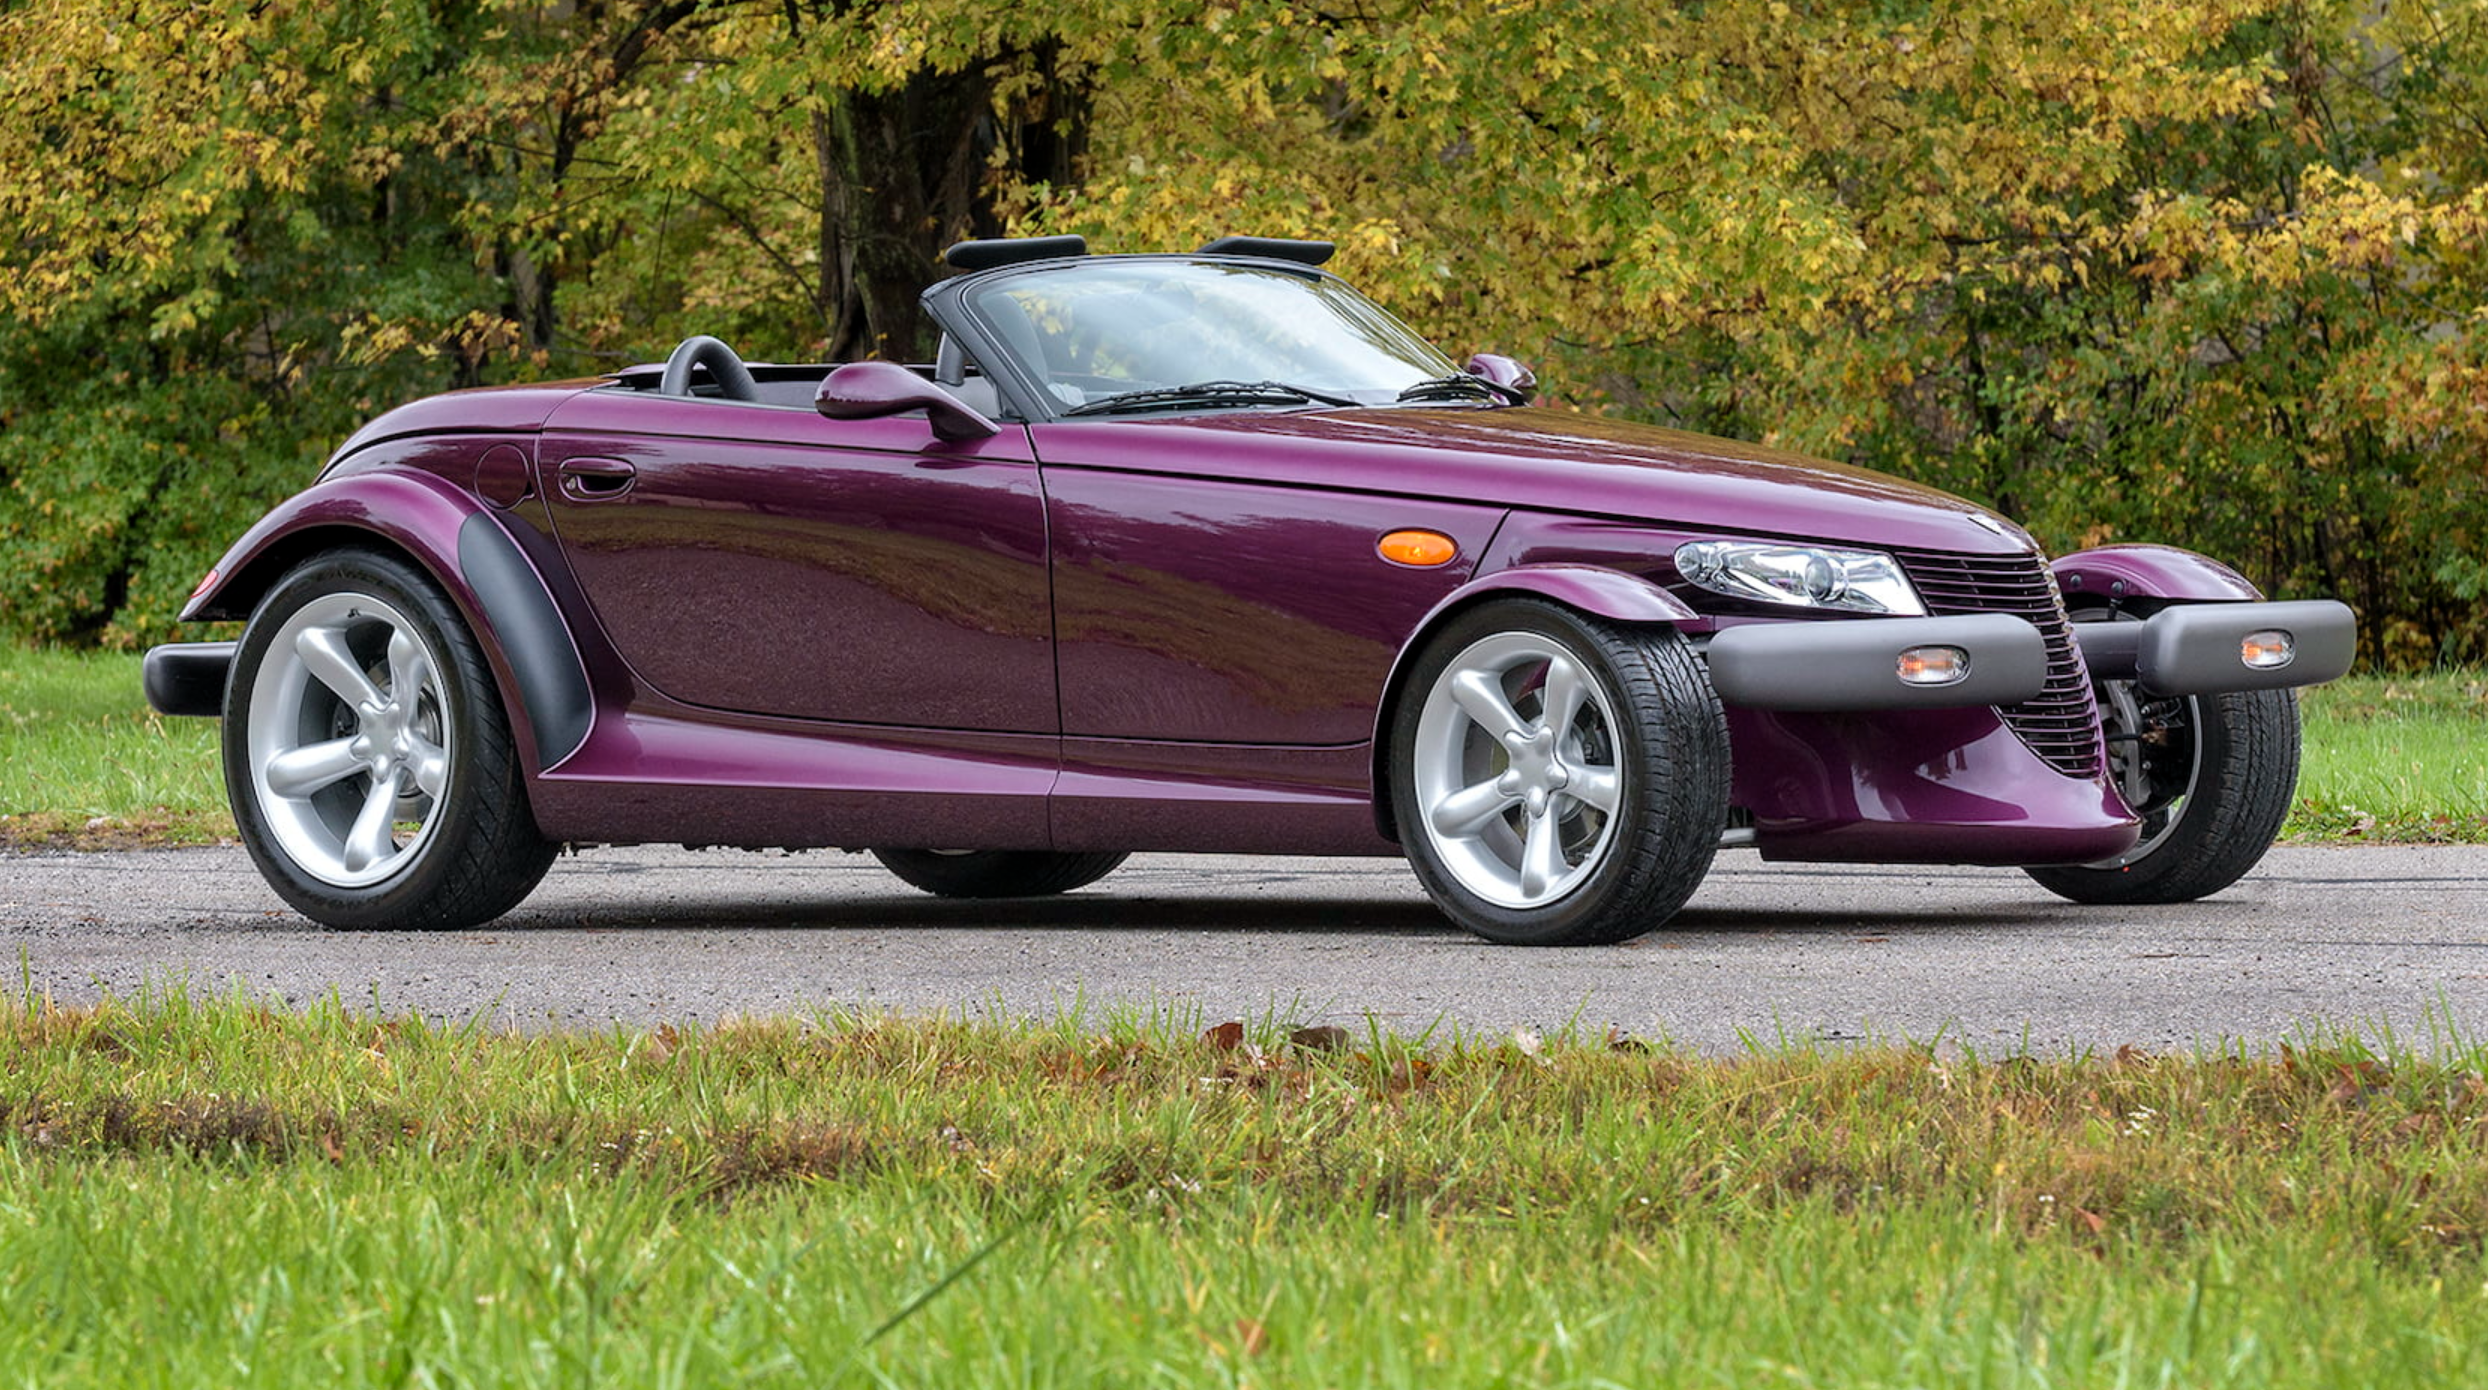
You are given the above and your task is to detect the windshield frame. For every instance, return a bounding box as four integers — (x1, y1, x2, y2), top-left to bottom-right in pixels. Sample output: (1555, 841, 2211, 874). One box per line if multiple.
(920, 254, 1462, 425)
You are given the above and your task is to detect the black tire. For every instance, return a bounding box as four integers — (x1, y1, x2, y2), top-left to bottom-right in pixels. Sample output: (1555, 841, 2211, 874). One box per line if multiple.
(872, 849, 1129, 898)
(2026, 680, 2301, 906)
(1388, 600, 1728, 945)
(224, 548, 556, 929)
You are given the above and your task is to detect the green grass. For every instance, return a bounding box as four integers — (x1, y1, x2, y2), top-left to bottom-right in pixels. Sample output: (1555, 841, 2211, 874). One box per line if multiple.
(2292, 671, 2488, 841)
(3, 991, 2485, 1387)
(3, 646, 2482, 847)
(0, 647, 227, 846)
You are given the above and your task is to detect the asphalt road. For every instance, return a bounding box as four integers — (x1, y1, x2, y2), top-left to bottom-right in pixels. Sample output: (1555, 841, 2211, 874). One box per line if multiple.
(3, 843, 2483, 1054)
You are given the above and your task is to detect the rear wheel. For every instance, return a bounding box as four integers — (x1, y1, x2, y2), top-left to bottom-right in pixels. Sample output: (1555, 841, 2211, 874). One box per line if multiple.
(2026, 632, 2300, 904)
(872, 849, 1129, 898)
(1390, 600, 1727, 946)
(225, 549, 556, 929)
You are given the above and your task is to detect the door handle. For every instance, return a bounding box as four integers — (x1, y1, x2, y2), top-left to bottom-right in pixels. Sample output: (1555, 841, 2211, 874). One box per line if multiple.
(557, 457, 637, 500)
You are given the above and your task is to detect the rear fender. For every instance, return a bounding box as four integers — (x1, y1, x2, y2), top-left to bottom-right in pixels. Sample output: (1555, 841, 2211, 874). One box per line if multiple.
(2052, 544, 2263, 609)
(180, 469, 593, 775)
(1367, 564, 1699, 841)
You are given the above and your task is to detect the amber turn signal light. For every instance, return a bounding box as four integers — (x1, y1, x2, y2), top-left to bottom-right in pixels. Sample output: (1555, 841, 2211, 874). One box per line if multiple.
(1377, 529, 1458, 567)
(1895, 645, 1971, 686)
(2240, 629, 2295, 669)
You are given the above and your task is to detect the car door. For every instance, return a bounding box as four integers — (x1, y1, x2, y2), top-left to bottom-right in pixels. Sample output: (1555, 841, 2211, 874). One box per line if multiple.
(1029, 419, 1503, 746)
(536, 387, 1056, 733)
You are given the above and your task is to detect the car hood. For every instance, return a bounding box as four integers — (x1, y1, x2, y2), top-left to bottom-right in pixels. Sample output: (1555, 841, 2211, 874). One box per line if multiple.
(1027, 406, 2035, 556)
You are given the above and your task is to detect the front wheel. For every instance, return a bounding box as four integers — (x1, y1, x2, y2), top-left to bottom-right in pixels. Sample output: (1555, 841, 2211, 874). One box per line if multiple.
(225, 549, 556, 929)
(2026, 678, 2301, 906)
(872, 849, 1129, 898)
(1390, 600, 1728, 946)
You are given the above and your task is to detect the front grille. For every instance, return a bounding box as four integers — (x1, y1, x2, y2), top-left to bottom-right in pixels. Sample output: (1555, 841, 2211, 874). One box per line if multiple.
(1889, 546, 2101, 777)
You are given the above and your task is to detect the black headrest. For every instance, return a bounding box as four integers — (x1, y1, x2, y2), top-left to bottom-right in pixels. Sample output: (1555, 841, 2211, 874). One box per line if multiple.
(943, 236, 1090, 271)
(1197, 236, 1335, 266)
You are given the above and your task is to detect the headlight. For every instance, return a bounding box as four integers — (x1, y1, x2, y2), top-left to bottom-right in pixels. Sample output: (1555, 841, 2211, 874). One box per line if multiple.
(1673, 540, 1926, 616)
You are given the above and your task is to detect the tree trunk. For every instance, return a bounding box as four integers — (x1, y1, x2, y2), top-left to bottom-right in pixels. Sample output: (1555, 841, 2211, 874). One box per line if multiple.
(819, 44, 1092, 362)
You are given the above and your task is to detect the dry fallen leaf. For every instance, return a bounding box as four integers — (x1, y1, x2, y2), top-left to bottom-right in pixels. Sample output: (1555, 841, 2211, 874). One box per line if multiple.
(1203, 1021, 1246, 1051)
(1381, 1056, 1433, 1094)
(1234, 1318, 1269, 1357)
(1288, 1025, 1350, 1051)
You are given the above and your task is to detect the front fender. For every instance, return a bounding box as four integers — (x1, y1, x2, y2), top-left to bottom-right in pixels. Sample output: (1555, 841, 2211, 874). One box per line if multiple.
(1367, 563, 1698, 841)
(2052, 543, 2357, 690)
(2052, 544, 2263, 607)
(1408, 562, 1701, 632)
(179, 468, 592, 773)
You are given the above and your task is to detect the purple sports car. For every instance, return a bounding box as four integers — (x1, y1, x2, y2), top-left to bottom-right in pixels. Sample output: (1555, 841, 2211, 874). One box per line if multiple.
(145, 236, 2357, 944)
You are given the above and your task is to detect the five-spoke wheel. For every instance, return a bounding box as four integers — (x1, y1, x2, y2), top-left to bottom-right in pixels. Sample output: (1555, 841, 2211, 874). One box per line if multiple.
(226, 550, 555, 929)
(1409, 631, 1625, 909)
(244, 591, 452, 887)
(1391, 600, 1728, 945)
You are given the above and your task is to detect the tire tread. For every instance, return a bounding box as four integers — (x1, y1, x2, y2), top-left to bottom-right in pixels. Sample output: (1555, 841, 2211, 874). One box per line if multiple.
(873, 849, 1129, 899)
(2026, 688, 2299, 905)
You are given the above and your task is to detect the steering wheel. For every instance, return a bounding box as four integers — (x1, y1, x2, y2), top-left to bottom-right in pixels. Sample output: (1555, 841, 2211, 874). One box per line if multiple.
(658, 335, 760, 401)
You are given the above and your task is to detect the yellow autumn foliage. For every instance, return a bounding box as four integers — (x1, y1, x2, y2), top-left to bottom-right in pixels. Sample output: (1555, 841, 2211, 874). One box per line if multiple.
(0, 0, 2481, 660)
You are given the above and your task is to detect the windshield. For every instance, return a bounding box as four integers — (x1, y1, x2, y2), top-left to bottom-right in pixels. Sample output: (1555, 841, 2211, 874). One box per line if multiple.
(963, 260, 1459, 412)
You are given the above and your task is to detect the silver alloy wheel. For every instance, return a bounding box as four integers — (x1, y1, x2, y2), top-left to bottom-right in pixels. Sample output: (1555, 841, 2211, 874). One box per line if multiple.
(2085, 685, 2203, 870)
(244, 591, 453, 889)
(1410, 631, 1624, 909)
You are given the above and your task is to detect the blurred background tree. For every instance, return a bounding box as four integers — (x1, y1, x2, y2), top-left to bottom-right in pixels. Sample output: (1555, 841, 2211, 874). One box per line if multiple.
(2, 0, 2479, 665)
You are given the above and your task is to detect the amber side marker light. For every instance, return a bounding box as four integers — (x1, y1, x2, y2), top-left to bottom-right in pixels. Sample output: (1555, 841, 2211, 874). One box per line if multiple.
(1378, 529, 1459, 567)
(2241, 629, 2295, 670)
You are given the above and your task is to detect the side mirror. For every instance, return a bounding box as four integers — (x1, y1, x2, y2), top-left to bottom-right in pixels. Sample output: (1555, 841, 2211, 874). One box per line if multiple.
(814, 360, 999, 441)
(1464, 353, 1538, 404)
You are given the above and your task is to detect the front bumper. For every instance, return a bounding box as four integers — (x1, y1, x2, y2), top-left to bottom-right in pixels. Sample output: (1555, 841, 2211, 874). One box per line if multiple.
(2070, 600, 2356, 695)
(1703, 599, 2357, 713)
(143, 641, 235, 717)
(1703, 613, 2048, 711)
